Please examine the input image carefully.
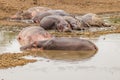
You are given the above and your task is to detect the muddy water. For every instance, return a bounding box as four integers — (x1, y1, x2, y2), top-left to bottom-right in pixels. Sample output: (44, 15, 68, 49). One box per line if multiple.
(0, 31, 21, 53)
(0, 29, 120, 80)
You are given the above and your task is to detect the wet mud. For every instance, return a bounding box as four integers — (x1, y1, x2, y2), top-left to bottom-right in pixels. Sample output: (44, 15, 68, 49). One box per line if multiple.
(0, 52, 36, 69)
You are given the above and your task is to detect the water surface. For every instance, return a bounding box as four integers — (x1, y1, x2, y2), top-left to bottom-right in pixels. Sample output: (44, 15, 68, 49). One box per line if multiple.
(0, 30, 120, 80)
(0, 13, 120, 80)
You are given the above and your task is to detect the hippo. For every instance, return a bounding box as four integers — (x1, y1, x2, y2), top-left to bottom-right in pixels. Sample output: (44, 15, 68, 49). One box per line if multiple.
(63, 16, 83, 30)
(81, 13, 111, 28)
(20, 37, 98, 52)
(32, 12, 52, 23)
(10, 6, 51, 20)
(40, 15, 72, 32)
(32, 10, 70, 23)
(47, 10, 70, 16)
(17, 26, 53, 46)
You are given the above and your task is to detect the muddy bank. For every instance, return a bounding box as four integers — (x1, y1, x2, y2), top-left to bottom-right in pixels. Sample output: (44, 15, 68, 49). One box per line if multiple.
(0, 0, 120, 27)
(0, 0, 120, 18)
(0, 52, 36, 69)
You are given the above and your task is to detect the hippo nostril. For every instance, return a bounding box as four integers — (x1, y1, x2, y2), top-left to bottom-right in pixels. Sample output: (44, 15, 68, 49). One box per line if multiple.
(17, 37, 21, 40)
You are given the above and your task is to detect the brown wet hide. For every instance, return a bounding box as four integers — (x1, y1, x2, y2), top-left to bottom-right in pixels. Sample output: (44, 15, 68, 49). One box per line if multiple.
(40, 15, 72, 32)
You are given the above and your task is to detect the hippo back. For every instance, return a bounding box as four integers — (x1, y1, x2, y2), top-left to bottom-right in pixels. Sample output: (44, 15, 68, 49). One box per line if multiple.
(17, 26, 52, 46)
(40, 15, 70, 31)
(47, 10, 70, 16)
(43, 37, 98, 51)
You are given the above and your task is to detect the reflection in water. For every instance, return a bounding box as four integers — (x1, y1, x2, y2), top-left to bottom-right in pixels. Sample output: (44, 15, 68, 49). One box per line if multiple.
(0, 29, 120, 80)
(26, 50, 97, 61)
(5, 39, 21, 53)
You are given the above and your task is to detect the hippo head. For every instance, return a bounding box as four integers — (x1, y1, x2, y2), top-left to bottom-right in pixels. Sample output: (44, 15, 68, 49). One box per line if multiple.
(56, 22, 72, 32)
(10, 11, 24, 20)
(10, 11, 32, 20)
(21, 11, 32, 19)
(71, 19, 84, 30)
(32, 13, 43, 23)
(32, 16, 40, 23)
(17, 26, 53, 47)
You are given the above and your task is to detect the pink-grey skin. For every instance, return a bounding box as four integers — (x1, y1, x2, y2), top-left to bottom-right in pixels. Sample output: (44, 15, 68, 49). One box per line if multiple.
(47, 10, 70, 16)
(10, 6, 51, 20)
(17, 26, 53, 46)
(32, 9, 70, 23)
(20, 37, 98, 52)
(81, 13, 111, 28)
(63, 16, 84, 30)
(32, 12, 52, 23)
(40, 15, 72, 32)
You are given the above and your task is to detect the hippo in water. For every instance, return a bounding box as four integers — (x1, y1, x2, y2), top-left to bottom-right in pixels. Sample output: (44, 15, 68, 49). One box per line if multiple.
(10, 6, 51, 20)
(40, 15, 72, 32)
(81, 13, 111, 28)
(20, 37, 98, 52)
(17, 26, 53, 46)
(32, 10, 70, 23)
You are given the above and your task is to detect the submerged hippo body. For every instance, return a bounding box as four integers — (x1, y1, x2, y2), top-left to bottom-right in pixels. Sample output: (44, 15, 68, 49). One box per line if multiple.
(81, 13, 111, 28)
(10, 6, 51, 20)
(17, 26, 52, 46)
(20, 37, 98, 51)
(40, 15, 72, 32)
(32, 10, 70, 23)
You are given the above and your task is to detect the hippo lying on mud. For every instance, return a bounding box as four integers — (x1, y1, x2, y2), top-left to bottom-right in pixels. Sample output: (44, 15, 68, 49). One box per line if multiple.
(17, 26, 52, 46)
(20, 37, 98, 52)
(10, 6, 51, 20)
(32, 10, 70, 23)
(81, 13, 111, 28)
(63, 16, 83, 30)
(40, 15, 72, 32)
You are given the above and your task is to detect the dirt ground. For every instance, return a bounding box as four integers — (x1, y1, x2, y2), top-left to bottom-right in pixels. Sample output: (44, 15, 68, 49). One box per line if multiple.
(0, 0, 120, 26)
(0, 0, 120, 69)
